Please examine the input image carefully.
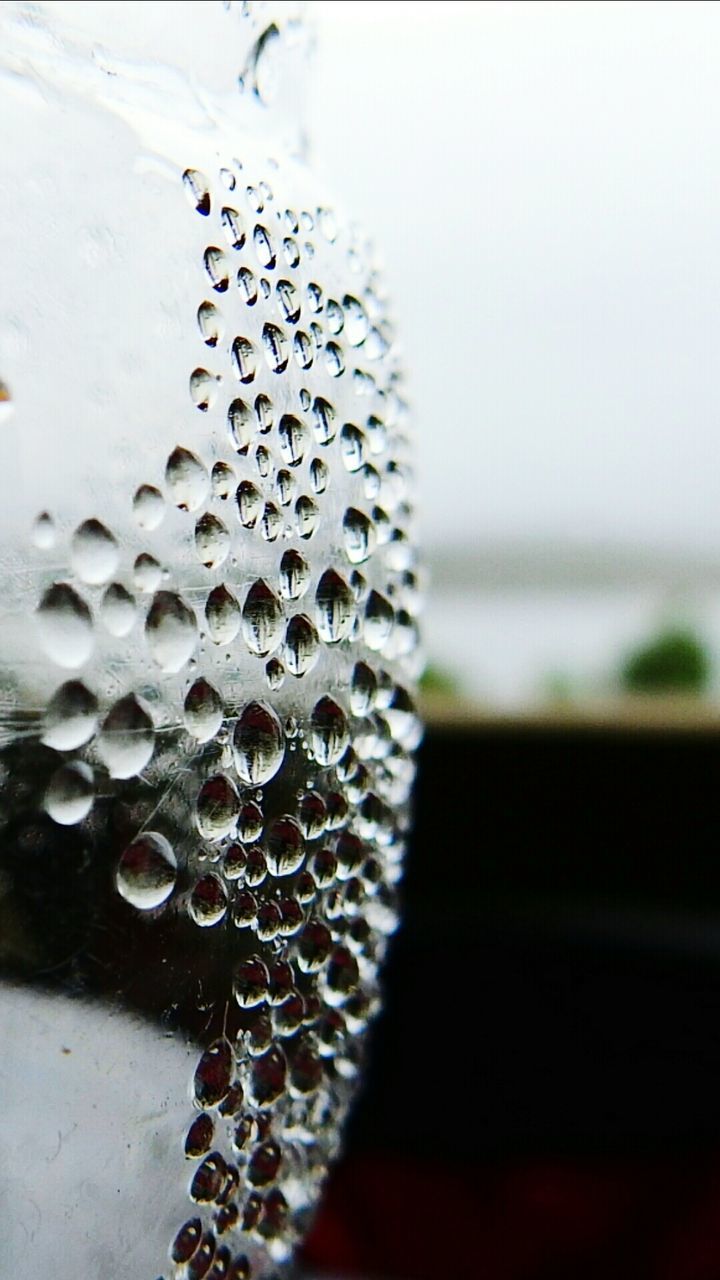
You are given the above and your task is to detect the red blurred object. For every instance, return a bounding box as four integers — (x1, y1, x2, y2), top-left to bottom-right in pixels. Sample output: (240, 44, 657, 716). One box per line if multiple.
(301, 1152, 720, 1280)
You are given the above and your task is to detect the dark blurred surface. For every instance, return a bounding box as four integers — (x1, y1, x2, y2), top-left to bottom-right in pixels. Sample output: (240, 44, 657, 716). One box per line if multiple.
(303, 722, 720, 1278)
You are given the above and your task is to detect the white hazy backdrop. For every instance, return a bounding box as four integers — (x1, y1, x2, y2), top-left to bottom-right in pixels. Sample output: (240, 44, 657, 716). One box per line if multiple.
(309, 1, 720, 704)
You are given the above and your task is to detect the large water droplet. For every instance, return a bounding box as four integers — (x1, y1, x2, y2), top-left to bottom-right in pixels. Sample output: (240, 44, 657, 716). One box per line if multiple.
(310, 696, 349, 766)
(278, 549, 309, 601)
(278, 414, 308, 467)
(42, 679, 98, 750)
(101, 583, 136, 636)
(184, 678, 223, 742)
(195, 513, 230, 568)
(315, 569, 354, 644)
(98, 694, 154, 778)
(165, 447, 210, 511)
(116, 832, 177, 909)
(205, 584, 240, 644)
(232, 701, 285, 785)
(196, 774, 239, 839)
(242, 579, 283, 656)
(193, 1040, 233, 1107)
(189, 874, 228, 927)
(343, 507, 376, 564)
(145, 591, 198, 672)
(284, 614, 319, 677)
(44, 761, 94, 826)
(36, 583, 93, 669)
(266, 814, 305, 877)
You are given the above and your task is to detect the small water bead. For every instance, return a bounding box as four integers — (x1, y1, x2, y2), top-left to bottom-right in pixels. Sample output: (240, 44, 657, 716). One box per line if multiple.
(208, 1246, 232, 1280)
(44, 760, 94, 826)
(242, 579, 283, 656)
(133, 553, 162, 593)
(116, 832, 177, 909)
(232, 700, 284, 786)
(193, 1039, 233, 1108)
(253, 393, 272, 436)
(312, 395, 336, 445)
(238, 800, 263, 843)
(265, 814, 305, 878)
(279, 897, 304, 936)
(232, 890, 258, 928)
(306, 281, 323, 312)
(236, 480, 262, 529)
(196, 774, 240, 840)
(276, 278, 299, 323)
(343, 507, 376, 565)
(299, 387, 311, 412)
(195, 514, 230, 569)
(326, 790, 349, 830)
(364, 326, 389, 360)
(165, 446, 210, 512)
(295, 871, 316, 905)
(204, 246, 230, 292)
(253, 224, 276, 269)
(205, 584, 240, 644)
(132, 484, 164, 532)
(297, 918, 332, 973)
(36, 582, 93, 669)
(259, 277, 271, 299)
(197, 300, 224, 349)
(189, 874, 228, 927)
(220, 206, 245, 250)
(256, 901, 281, 943)
(190, 367, 221, 412)
(183, 168, 210, 215)
(309, 457, 328, 494)
(259, 501, 281, 542)
(42, 679, 98, 750)
(364, 590, 395, 651)
(248, 1140, 282, 1188)
(294, 331, 313, 370)
(237, 265, 257, 305)
(350, 570, 367, 603)
(247, 851, 269, 888)
(363, 463, 382, 500)
(172, 1218, 204, 1265)
(371, 505, 391, 545)
(70, 517, 120, 586)
(184, 678, 223, 742)
(310, 696, 349, 766)
(326, 299, 343, 335)
(186, 1114, 215, 1159)
(326, 946, 360, 1005)
(255, 444, 272, 478)
(222, 843, 246, 881)
(295, 495, 318, 539)
(262, 322, 288, 373)
(190, 1154, 227, 1204)
(340, 423, 368, 473)
(278, 414, 308, 467)
(234, 956, 268, 1008)
(342, 294, 370, 346)
(298, 791, 327, 840)
(315, 569, 354, 644)
(284, 614, 319, 677)
(249, 1046, 287, 1106)
(266, 657, 285, 690)
(275, 468, 295, 507)
(324, 342, 345, 377)
(310, 846, 337, 889)
(224, 401, 251, 456)
(283, 236, 299, 267)
(146, 590, 197, 672)
(32, 510, 55, 549)
(246, 184, 264, 213)
(278, 549, 309, 601)
(231, 336, 257, 384)
(98, 693, 154, 778)
(100, 582, 136, 636)
(211, 461, 235, 500)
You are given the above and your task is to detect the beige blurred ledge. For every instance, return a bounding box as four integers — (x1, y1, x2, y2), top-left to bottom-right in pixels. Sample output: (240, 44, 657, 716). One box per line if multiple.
(419, 691, 720, 733)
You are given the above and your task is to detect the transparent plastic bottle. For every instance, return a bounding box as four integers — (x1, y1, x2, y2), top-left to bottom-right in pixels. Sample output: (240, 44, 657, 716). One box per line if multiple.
(0, 4, 421, 1275)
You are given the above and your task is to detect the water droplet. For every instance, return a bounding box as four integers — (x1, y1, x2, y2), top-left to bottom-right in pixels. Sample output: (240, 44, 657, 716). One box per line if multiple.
(190, 1154, 227, 1204)
(278, 414, 308, 467)
(36, 583, 93, 669)
(233, 955, 268, 1008)
(293, 331, 313, 370)
(183, 169, 210, 215)
(266, 656, 284, 690)
(309, 457, 328, 494)
(165, 446, 210, 511)
(343, 294, 369, 346)
(283, 236, 299, 267)
(279, 549, 309, 601)
(253, 224, 276, 269)
(132, 484, 165, 530)
(265, 815, 304, 877)
(326, 299, 344, 334)
(262, 322, 288, 373)
(249, 1047, 286, 1106)
(173, 1218, 204, 1265)
(248, 1141, 281, 1187)
(42, 679, 98, 749)
(363, 463, 382, 500)
(315, 569, 354, 644)
(255, 392, 273, 434)
(133, 553, 162, 593)
(340, 423, 368, 472)
(343, 507, 376, 564)
(351, 661, 377, 715)
(195, 513, 230, 568)
(326, 945, 360, 1003)
(204, 246, 230, 292)
(221, 206, 245, 250)
(298, 791, 327, 840)
(238, 800, 263, 842)
(312, 396, 336, 445)
(197, 300, 224, 348)
(98, 694, 154, 778)
(297, 918, 332, 973)
(284, 614, 319, 677)
(116, 832, 177, 909)
(324, 342, 345, 377)
(69, 517, 119, 586)
(310, 696, 348, 766)
(189, 874, 228, 927)
(190, 367, 220, 412)
(310, 846, 336, 887)
(231, 336, 257, 383)
(227, 398, 253, 452)
(232, 701, 285, 785)
(245, 845, 268, 887)
(275, 468, 295, 507)
(186, 1114, 214, 1159)
(237, 265, 258, 305)
(204, 584, 240, 645)
(184, 678, 223, 741)
(242, 579, 283, 656)
(295, 494, 318, 539)
(32, 510, 55, 549)
(364, 590, 395, 650)
(233, 890, 258, 929)
(196, 774, 240, 840)
(212, 461, 235, 499)
(275, 278, 299, 324)
(259, 501, 282, 541)
(146, 591, 197, 672)
(101, 582, 136, 636)
(44, 760, 94, 825)
(236, 479, 262, 528)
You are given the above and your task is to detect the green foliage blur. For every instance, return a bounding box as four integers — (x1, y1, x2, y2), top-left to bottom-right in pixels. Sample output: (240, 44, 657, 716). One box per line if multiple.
(621, 626, 711, 694)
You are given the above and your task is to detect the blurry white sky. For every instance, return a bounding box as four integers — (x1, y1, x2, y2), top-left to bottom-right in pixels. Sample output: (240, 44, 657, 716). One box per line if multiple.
(309, 0, 720, 562)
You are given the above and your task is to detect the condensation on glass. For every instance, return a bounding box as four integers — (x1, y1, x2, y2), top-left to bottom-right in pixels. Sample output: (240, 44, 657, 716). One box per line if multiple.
(0, 3, 421, 1276)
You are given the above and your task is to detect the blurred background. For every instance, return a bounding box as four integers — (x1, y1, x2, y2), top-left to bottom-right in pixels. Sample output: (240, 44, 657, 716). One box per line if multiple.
(301, 4, 720, 1278)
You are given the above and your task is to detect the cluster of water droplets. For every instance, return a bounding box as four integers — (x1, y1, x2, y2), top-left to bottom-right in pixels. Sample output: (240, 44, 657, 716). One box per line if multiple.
(23, 141, 420, 1279)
